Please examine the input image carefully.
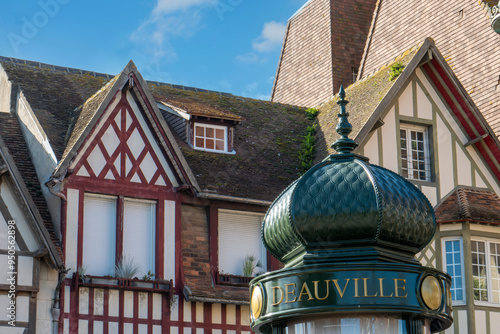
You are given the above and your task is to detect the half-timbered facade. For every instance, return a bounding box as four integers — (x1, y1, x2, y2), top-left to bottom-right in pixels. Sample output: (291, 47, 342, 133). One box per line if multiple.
(0, 56, 309, 333)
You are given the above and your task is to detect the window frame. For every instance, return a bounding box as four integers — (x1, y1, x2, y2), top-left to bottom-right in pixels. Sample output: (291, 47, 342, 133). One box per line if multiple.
(471, 237, 500, 306)
(441, 237, 466, 305)
(193, 123, 228, 153)
(399, 123, 431, 182)
(82, 193, 157, 278)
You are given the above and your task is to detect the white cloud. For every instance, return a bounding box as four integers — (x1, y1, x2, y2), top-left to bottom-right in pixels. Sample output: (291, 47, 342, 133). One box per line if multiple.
(131, 0, 215, 62)
(252, 21, 286, 53)
(153, 0, 216, 15)
(235, 52, 259, 64)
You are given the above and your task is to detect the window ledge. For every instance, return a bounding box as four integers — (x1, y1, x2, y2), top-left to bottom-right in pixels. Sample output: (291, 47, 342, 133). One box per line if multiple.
(216, 272, 254, 287)
(474, 301, 500, 308)
(408, 179, 437, 187)
(73, 273, 173, 293)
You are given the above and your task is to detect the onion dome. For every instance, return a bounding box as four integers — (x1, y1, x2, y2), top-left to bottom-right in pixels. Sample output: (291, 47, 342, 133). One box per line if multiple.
(262, 87, 435, 266)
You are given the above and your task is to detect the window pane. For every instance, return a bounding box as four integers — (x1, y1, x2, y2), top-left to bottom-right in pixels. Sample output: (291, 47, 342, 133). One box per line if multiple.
(195, 126, 204, 136)
(218, 211, 266, 276)
(195, 137, 204, 148)
(400, 126, 429, 181)
(83, 195, 117, 276)
(216, 129, 224, 140)
(215, 139, 224, 151)
(206, 127, 214, 138)
(123, 199, 156, 277)
(444, 240, 464, 301)
(206, 139, 215, 149)
(472, 241, 488, 301)
(491, 242, 500, 302)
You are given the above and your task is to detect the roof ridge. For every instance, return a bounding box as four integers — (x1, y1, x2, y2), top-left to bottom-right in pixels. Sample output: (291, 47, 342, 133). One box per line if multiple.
(0, 55, 235, 98)
(457, 188, 471, 219)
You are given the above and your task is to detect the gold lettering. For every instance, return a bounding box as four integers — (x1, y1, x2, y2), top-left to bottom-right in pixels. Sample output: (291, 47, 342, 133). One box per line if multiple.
(298, 282, 314, 301)
(332, 279, 351, 298)
(271, 286, 284, 306)
(313, 280, 330, 300)
(362, 278, 378, 297)
(394, 279, 408, 298)
(353, 278, 360, 297)
(284, 283, 297, 303)
(378, 278, 393, 297)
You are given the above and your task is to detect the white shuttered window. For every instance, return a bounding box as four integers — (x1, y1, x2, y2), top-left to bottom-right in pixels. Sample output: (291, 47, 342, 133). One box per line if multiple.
(83, 194, 117, 276)
(218, 210, 265, 276)
(123, 199, 156, 277)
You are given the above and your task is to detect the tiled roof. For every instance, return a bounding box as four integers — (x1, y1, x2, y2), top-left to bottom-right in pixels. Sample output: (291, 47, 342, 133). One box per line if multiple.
(435, 187, 500, 224)
(0, 57, 311, 202)
(155, 95, 244, 121)
(0, 113, 63, 260)
(314, 42, 421, 160)
(149, 84, 310, 201)
(358, 0, 500, 139)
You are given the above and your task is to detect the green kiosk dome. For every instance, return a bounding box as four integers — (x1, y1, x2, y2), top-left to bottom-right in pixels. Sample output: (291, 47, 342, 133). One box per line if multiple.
(250, 87, 452, 334)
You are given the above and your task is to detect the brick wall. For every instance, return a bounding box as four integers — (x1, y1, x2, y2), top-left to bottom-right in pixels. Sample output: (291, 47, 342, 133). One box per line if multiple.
(359, 0, 500, 138)
(272, 0, 377, 108)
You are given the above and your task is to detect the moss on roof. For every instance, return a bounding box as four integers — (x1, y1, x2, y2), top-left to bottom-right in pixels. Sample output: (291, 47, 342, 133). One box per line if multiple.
(155, 95, 244, 121)
(0, 61, 109, 159)
(149, 83, 309, 200)
(0, 58, 311, 201)
(314, 44, 421, 162)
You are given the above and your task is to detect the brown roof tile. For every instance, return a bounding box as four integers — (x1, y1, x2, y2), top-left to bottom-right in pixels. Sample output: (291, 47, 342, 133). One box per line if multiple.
(435, 187, 500, 224)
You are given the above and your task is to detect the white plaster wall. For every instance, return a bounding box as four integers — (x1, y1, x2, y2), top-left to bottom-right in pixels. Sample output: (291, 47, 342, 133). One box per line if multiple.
(362, 131, 379, 165)
(467, 146, 500, 194)
(421, 186, 437, 206)
(381, 106, 398, 172)
(165, 200, 176, 284)
(436, 115, 454, 197)
(416, 83, 432, 120)
(398, 83, 413, 117)
(0, 66, 12, 113)
(16, 92, 61, 235)
(458, 310, 468, 334)
(127, 92, 179, 187)
(491, 312, 500, 331)
(66, 188, 79, 275)
(36, 261, 58, 334)
(455, 142, 472, 187)
(17, 256, 33, 286)
(475, 310, 487, 334)
(1, 181, 38, 251)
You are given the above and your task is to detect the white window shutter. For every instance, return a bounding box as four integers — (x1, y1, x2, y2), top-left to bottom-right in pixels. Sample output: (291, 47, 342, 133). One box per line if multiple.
(123, 199, 156, 277)
(218, 210, 265, 276)
(83, 195, 117, 276)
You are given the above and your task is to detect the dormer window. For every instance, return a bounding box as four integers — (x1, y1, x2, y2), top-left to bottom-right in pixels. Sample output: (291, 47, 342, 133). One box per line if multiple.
(194, 123, 227, 152)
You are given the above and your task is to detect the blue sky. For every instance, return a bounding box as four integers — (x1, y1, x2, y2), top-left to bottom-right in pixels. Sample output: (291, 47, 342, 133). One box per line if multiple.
(0, 0, 307, 100)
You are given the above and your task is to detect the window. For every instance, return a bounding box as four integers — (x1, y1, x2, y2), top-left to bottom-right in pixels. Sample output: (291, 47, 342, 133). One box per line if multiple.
(442, 238, 465, 303)
(400, 124, 431, 181)
(82, 194, 156, 277)
(194, 123, 227, 152)
(218, 210, 266, 277)
(471, 239, 500, 303)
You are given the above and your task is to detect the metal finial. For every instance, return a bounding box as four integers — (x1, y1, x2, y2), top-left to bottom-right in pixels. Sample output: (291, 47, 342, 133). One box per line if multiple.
(331, 86, 358, 154)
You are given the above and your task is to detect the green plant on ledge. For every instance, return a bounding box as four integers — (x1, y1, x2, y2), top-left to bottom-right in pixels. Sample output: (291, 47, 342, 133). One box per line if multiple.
(115, 256, 139, 279)
(305, 107, 319, 120)
(298, 124, 317, 174)
(243, 255, 262, 277)
(389, 63, 404, 81)
(142, 270, 155, 281)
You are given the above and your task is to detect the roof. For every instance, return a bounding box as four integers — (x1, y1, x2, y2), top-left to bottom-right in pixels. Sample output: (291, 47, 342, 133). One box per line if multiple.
(0, 57, 311, 202)
(155, 96, 244, 122)
(435, 187, 500, 224)
(314, 42, 421, 160)
(358, 0, 500, 139)
(0, 113, 63, 266)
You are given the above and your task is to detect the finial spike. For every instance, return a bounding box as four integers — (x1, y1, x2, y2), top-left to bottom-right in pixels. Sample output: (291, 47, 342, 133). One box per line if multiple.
(331, 86, 358, 154)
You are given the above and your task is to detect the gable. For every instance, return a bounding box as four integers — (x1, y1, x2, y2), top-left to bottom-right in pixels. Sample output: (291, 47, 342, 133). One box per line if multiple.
(69, 90, 180, 189)
(358, 67, 500, 206)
